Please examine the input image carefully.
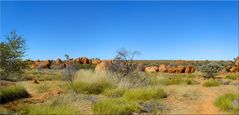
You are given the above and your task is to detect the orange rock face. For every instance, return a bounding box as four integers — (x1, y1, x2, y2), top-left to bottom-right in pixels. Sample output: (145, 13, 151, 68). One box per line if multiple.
(176, 65, 185, 73)
(230, 66, 239, 73)
(75, 57, 90, 64)
(159, 64, 168, 73)
(95, 61, 112, 72)
(92, 60, 102, 65)
(81, 57, 90, 64)
(235, 56, 239, 66)
(31, 60, 51, 69)
(56, 58, 62, 65)
(145, 66, 159, 73)
(185, 66, 195, 73)
(167, 67, 177, 73)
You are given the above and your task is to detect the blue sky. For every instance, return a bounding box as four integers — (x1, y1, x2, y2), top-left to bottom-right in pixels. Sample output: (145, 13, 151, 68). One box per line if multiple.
(1, 1, 238, 60)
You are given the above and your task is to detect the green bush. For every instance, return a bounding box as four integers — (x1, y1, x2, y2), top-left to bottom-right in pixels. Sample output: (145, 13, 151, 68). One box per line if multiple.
(0, 31, 27, 80)
(199, 62, 223, 78)
(103, 88, 126, 97)
(93, 98, 139, 114)
(203, 79, 220, 87)
(225, 74, 239, 80)
(19, 104, 79, 114)
(0, 85, 29, 104)
(72, 80, 114, 94)
(123, 87, 167, 101)
(214, 94, 239, 113)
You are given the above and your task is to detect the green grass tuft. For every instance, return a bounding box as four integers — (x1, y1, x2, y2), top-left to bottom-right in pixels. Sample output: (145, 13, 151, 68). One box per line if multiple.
(123, 87, 167, 101)
(225, 74, 239, 80)
(72, 80, 114, 95)
(214, 94, 239, 113)
(19, 104, 79, 114)
(0, 85, 29, 104)
(203, 79, 220, 87)
(103, 88, 126, 97)
(93, 98, 140, 115)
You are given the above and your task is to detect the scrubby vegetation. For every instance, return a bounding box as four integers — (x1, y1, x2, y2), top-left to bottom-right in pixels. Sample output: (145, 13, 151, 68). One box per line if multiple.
(103, 88, 126, 97)
(225, 74, 239, 80)
(199, 62, 223, 78)
(23, 69, 62, 81)
(93, 98, 140, 114)
(123, 87, 167, 101)
(72, 81, 114, 94)
(0, 85, 29, 104)
(19, 104, 79, 114)
(214, 94, 239, 113)
(152, 75, 199, 86)
(0, 31, 27, 81)
(203, 79, 220, 87)
(65, 70, 115, 94)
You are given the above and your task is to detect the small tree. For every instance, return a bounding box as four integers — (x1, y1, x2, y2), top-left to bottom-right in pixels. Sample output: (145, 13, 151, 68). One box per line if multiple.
(0, 31, 26, 80)
(110, 48, 140, 77)
(199, 62, 223, 79)
(65, 54, 70, 60)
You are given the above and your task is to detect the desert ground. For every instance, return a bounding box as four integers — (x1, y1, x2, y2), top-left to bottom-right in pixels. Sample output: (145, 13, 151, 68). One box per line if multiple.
(0, 57, 239, 114)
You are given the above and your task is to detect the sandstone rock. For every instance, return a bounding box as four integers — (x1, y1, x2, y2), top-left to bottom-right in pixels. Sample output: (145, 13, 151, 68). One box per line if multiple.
(95, 61, 112, 72)
(167, 67, 177, 73)
(159, 64, 167, 73)
(92, 60, 102, 65)
(176, 65, 185, 73)
(145, 66, 159, 73)
(185, 66, 195, 73)
(56, 58, 62, 65)
(230, 66, 239, 73)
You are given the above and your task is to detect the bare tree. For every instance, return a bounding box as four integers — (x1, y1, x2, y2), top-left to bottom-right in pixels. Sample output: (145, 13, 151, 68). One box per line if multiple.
(110, 48, 140, 77)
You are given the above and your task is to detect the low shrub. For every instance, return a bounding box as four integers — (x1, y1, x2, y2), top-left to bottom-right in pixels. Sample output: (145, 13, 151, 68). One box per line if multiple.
(103, 88, 126, 97)
(203, 79, 220, 87)
(93, 98, 140, 114)
(19, 104, 79, 114)
(198, 62, 223, 78)
(123, 87, 167, 101)
(0, 85, 29, 104)
(225, 74, 239, 80)
(214, 94, 239, 113)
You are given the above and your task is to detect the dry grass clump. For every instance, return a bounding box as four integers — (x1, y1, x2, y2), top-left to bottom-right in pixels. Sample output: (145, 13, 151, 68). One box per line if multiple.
(203, 79, 220, 87)
(68, 70, 115, 94)
(35, 83, 51, 93)
(24, 69, 62, 81)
